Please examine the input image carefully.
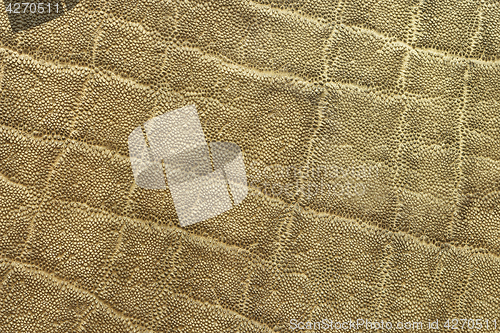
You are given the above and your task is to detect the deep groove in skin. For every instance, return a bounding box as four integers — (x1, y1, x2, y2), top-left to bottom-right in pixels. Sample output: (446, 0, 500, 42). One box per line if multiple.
(1, 0, 500, 330)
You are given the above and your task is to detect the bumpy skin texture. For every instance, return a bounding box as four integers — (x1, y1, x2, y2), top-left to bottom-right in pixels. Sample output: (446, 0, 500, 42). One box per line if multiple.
(0, 0, 499, 332)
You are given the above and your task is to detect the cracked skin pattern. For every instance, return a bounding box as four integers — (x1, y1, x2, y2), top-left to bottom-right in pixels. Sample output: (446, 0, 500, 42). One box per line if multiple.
(0, 0, 499, 331)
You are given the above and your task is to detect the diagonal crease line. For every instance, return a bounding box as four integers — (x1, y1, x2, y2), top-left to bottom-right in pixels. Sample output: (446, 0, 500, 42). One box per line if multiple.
(5, 9, 315, 86)
(0, 123, 131, 161)
(166, 0, 499, 66)
(396, 48, 412, 90)
(95, 221, 126, 295)
(96, 68, 153, 91)
(471, 150, 500, 163)
(73, 300, 99, 332)
(0, 42, 420, 151)
(296, 86, 326, 207)
(0, 123, 67, 143)
(408, 0, 425, 46)
(1, 135, 281, 212)
(2, 241, 272, 331)
(159, 288, 275, 333)
(341, 23, 500, 65)
(467, 189, 500, 203)
(391, 94, 407, 230)
(123, 181, 138, 213)
(456, 251, 475, 316)
(247, 183, 296, 207)
(304, 305, 319, 324)
(398, 184, 456, 206)
(469, 1, 485, 57)
(0, 47, 92, 74)
(0, 0, 497, 329)
(297, 204, 500, 263)
(91, 23, 103, 69)
(0, 257, 155, 333)
(325, 79, 397, 94)
(0, 171, 29, 189)
(468, 128, 500, 147)
(17, 70, 93, 261)
(68, 71, 94, 138)
(5, 196, 499, 326)
(238, 254, 255, 322)
(151, 232, 183, 333)
(38, 196, 281, 265)
(270, 205, 297, 267)
(6, 110, 492, 262)
(0, 7, 498, 88)
(450, 64, 470, 241)
(295, 26, 336, 207)
(0, 267, 13, 287)
(0, 46, 152, 91)
(90, 0, 108, 69)
(62, 139, 131, 160)
(33, 168, 492, 263)
(208, 143, 237, 207)
(174, 44, 312, 83)
(247, 0, 327, 26)
(17, 145, 66, 259)
(375, 238, 393, 321)
(247, 182, 500, 259)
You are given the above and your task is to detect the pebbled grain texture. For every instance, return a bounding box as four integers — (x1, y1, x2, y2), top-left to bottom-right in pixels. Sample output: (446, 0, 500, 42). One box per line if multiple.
(0, 0, 500, 332)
